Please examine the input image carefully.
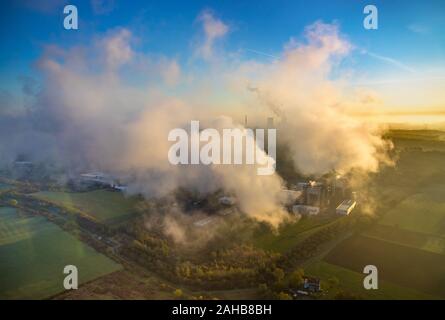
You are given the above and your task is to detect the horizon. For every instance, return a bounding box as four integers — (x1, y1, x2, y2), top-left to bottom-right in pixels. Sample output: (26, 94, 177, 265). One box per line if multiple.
(1, 0, 444, 126)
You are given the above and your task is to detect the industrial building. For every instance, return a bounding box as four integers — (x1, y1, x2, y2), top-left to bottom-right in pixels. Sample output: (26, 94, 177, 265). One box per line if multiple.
(79, 172, 127, 191)
(194, 216, 215, 227)
(219, 196, 236, 206)
(336, 199, 356, 215)
(292, 205, 320, 216)
(296, 181, 327, 208)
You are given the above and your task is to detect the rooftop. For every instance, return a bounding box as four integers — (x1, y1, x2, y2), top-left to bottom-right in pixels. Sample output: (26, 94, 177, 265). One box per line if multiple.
(336, 199, 356, 211)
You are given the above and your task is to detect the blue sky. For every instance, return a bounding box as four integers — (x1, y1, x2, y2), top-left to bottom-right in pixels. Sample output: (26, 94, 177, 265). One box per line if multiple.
(1, 0, 444, 110)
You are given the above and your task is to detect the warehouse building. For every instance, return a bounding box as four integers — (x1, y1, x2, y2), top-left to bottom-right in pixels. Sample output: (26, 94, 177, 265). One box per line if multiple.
(336, 199, 356, 215)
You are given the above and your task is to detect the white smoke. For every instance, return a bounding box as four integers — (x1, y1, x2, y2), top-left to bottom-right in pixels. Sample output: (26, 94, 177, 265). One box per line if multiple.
(1, 16, 391, 228)
(228, 21, 391, 175)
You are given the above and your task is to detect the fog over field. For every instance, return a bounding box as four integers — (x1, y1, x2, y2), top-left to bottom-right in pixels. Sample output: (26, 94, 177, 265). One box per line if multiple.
(2, 1, 445, 303)
(0, 16, 391, 227)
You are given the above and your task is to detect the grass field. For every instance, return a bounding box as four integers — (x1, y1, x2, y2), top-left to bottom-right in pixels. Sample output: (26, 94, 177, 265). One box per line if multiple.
(301, 131, 445, 300)
(379, 189, 445, 237)
(324, 235, 445, 298)
(365, 224, 445, 255)
(32, 190, 140, 225)
(306, 261, 436, 299)
(387, 130, 445, 152)
(0, 207, 122, 299)
(251, 215, 339, 253)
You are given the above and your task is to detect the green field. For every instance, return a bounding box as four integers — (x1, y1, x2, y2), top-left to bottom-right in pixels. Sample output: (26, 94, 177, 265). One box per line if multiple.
(387, 130, 445, 152)
(251, 215, 339, 253)
(324, 235, 445, 298)
(259, 131, 445, 299)
(379, 189, 445, 237)
(0, 207, 122, 299)
(32, 190, 140, 225)
(365, 224, 445, 255)
(306, 261, 435, 299)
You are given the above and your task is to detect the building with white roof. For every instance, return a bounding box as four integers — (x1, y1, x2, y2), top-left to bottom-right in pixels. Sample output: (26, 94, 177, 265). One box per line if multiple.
(336, 200, 356, 215)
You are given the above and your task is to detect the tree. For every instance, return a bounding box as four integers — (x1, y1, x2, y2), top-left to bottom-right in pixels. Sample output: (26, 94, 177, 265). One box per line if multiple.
(277, 292, 292, 300)
(334, 290, 361, 300)
(174, 289, 183, 298)
(288, 268, 304, 288)
(272, 267, 285, 282)
(258, 283, 268, 294)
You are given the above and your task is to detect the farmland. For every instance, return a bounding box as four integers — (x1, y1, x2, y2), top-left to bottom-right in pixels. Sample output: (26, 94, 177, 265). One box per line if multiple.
(2, 129, 445, 300)
(324, 235, 445, 298)
(300, 130, 445, 299)
(31, 190, 140, 225)
(251, 215, 340, 253)
(306, 261, 435, 299)
(365, 224, 445, 255)
(379, 190, 445, 236)
(0, 207, 122, 299)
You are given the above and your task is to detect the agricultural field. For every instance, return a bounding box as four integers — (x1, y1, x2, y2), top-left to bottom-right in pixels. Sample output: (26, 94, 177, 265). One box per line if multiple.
(303, 131, 445, 299)
(378, 189, 445, 237)
(31, 190, 140, 225)
(0, 207, 122, 299)
(251, 214, 340, 253)
(54, 270, 180, 300)
(385, 129, 445, 152)
(306, 261, 435, 300)
(324, 235, 445, 298)
(365, 224, 445, 255)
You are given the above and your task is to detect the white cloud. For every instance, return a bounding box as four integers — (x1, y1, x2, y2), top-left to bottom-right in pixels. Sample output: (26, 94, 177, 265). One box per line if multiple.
(99, 29, 133, 70)
(159, 58, 181, 86)
(2, 21, 392, 229)
(196, 11, 229, 60)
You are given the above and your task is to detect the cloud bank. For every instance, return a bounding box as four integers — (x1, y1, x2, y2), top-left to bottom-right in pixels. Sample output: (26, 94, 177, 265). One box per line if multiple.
(0, 14, 391, 228)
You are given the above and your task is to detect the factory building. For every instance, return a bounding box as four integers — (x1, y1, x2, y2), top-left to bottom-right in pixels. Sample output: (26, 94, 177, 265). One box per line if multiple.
(336, 200, 356, 215)
(296, 181, 327, 208)
(80, 172, 111, 185)
(219, 196, 236, 206)
(79, 172, 127, 191)
(292, 205, 320, 216)
(194, 217, 215, 227)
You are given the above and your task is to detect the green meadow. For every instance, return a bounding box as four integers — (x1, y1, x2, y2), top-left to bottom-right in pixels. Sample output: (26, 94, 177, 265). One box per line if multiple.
(323, 235, 445, 298)
(306, 261, 436, 300)
(251, 215, 339, 253)
(379, 189, 445, 237)
(365, 224, 445, 255)
(0, 207, 122, 299)
(303, 131, 445, 299)
(32, 190, 139, 225)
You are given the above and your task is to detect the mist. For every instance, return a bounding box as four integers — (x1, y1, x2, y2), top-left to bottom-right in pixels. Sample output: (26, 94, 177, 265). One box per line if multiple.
(1, 16, 391, 229)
